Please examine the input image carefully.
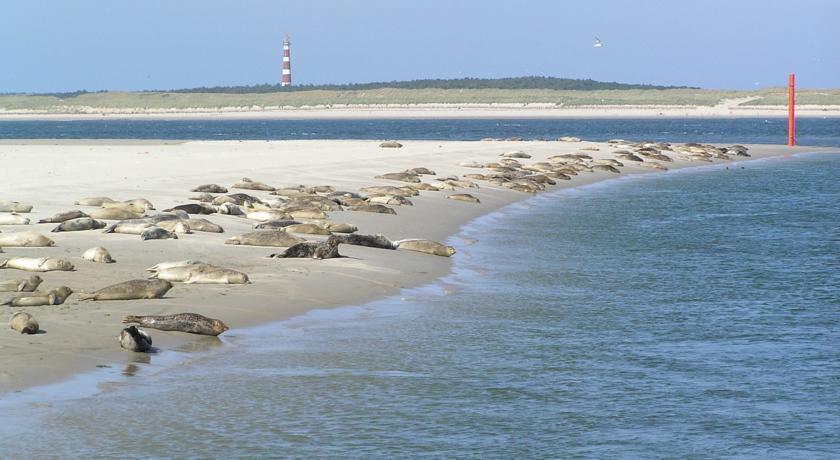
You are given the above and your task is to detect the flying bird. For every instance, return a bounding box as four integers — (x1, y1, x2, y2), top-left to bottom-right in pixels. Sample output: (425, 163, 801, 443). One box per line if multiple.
(593, 37, 603, 48)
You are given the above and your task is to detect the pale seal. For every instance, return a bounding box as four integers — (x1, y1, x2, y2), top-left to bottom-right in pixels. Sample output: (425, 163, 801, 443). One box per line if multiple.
(82, 247, 116, 263)
(225, 230, 304, 247)
(118, 326, 152, 352)
(0, 231, 55, 247)
(232, 177, 275, 192)
(0, 201, 34, 213)
(74, 197, 116, 206)
(156, 220, 192, 234)
(394, 239, 456, 257)
(359, 186, 418, 197)
(283, 223, 332, 235)
(0, 257, 74, 272)
(268, 235, 342, 259)
(88, 208, 144, 220)
(0, 275, 43, 292)
(51, 217, 107, 232)
(10, 312, 39, 335)
(320, 222, 358, 234)
(288, 209, 328, 220)
(146, 260, 206, 273)
(245, 210, 291, 222)
(0, 214, 30, 225)
(2, 286, 73, 306)
(123, 313, 229, 336)
(149, 264, 250, 284)
(102, 222, 154, 235)
(348, 204, 397, 215)
(78, 279, 172, 301)
(500, 151, 531, 159)
(186, 218, 224, 233)
(447, 194, 481, 204)
(368, 195, 413, 206)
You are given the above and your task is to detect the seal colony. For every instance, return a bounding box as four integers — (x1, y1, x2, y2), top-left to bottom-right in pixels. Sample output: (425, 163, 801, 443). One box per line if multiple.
(0, 138, 783, 391)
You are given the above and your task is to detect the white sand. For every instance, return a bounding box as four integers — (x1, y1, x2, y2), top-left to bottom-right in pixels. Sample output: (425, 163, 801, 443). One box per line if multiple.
(0, 139, 828, 394)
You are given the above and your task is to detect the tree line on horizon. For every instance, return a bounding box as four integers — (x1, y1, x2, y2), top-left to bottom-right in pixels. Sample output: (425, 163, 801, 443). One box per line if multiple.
(18, 76, 695, 98)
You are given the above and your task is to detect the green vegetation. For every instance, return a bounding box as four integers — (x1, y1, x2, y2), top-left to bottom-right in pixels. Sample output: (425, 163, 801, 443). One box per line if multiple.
(744, 88, 840, 106)
(162, 76, 694, 93)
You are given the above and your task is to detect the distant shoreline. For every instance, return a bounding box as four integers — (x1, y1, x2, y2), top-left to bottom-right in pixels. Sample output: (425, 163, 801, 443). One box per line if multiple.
(1, 103, 839, 121)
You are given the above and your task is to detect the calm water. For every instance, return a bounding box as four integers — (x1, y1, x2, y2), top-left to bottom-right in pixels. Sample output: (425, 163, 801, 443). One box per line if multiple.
(1, 152, 838, 458)
(1, 117, 840, 146)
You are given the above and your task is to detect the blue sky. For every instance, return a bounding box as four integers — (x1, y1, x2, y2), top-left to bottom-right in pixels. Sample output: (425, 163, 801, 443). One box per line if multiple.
(0, 0, 837, 92)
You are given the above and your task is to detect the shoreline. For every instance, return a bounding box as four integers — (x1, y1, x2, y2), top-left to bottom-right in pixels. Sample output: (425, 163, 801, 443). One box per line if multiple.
(0, 139, 833, 398)
(1, 104, 840, 121)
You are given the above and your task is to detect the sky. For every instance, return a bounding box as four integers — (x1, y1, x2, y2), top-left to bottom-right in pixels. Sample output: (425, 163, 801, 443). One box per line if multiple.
(0, 0, 838, 93)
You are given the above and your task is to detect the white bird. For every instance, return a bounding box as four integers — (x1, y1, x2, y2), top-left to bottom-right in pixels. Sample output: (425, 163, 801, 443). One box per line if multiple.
(593, 37, 603, 48)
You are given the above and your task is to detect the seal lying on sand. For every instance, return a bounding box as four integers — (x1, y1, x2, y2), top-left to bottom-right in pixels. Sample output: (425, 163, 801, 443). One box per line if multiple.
(225, 230, 304, 247)
(2, 286, 73, 306)
(88, 208, 144, 220)
(284, 223, 332, 235)
(0, 201, 33, 213)
(52, 217, 107, 232)
(141, 227, 179, 241)
(268, 235, 342, 259)
(164, 203, 216, 215)
(334, 233, 396, 250)
(37, 210, 89, 223)
(379, 141, 403, 148)
(75, 196, 116, 207)
(393, 239, 456, 257)
(102, 221, 153, 235)
(254, 220, 301, 230)
(0, 275, 43, 292)
(232, 177, 275, 192)
(78, 279, 172, 301)
(348, 204, 397, 215)
(82, 247, 116, 263)
(185, 218, 224, 233)
(191, 184, 228, 193)
(10, 312, 39, 335)
(447, 193, 481, 204)
(149, 264, 250, 284)
(375, 172, 420, 183)
(0, 214, 30, 225)
(0, 231, 55, 247)
(118, 326, 152, 352)
(123, 313, 229, 336)
(0, 257, 74, 272)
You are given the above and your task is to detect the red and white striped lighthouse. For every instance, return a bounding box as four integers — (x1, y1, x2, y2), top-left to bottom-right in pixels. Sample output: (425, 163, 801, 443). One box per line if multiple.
(281, 34, 292, 87)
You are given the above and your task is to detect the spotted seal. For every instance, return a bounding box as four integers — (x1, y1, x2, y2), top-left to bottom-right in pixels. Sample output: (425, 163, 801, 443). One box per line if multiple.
(268, 235, 342, 259)
(123, 313, 229, 336)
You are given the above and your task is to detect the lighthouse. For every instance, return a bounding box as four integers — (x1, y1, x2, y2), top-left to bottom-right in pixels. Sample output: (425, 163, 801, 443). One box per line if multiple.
(281, 34, 292, 87)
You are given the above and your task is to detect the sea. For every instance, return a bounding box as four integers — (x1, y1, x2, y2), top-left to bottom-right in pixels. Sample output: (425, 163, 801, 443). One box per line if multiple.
(0, 118, 838, 458)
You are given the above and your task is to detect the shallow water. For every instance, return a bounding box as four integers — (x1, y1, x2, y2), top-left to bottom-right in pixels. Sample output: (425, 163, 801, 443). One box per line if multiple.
(1, 152, 838, 457)
(1, 117, 840, 146)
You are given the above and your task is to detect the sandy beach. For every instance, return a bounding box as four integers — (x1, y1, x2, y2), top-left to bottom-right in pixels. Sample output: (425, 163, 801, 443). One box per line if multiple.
(0, 139, 828, 395)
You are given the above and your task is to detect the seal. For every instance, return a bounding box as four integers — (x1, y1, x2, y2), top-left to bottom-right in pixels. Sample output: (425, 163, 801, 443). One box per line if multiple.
(0, 275, 43, 292)
(232, 177, 275, 192)
(88, 208, 145, 220)
(500, 151, 531, 159)
(118, 326, 152, 352)
(51, 217, 107, 232)
(213, 193, 265, 206)
(149, 264, 250, 284)
(156, 220, 192, 234)
(283, 223, 332, 235)
(268, 235, 342, 259)
(191, 192, 216, 202)
(393, 239, 456, 257)
(225, 230, 304, 247)
(37, 210, 89, 223)
(163, 203, 216, 215)
(123, 313, 229, 336)
(0, 214, 30, 225)
(186, 218, 224, 233)
(2, 286, 73, 306)
(368, 195, 413, 206)
(9, 312, 39, 335)
(146, 260, 205, 273)
(78, 279, 172, 301)
(592, 164, 621, 174)
(253, 220, 301, 230)
(375, 172, 421, 183)
(320, 222, 358, 234)
(74, 196, 116, 206)
(0, 257, 74, 272)
(348, 204, 397, 215)
(101, 201, 148, 214)
(140, 227, 179, 240)
(82, 246, 116, 263)
(0, 201, 34, 213)
(406, 183, 441, 192)
(447, 194, 481, 204)
(359, 186, 418, 197)
(334, 233, 395, 250)
(405, 167, 436, 176)
(0, 231, 55, 247)
(287, 209, 328, 220)
(191, 184, 228, 193)
(379, 141, 403, 148)
(245, 210, 291, 222)
(102, 221, 154, 235)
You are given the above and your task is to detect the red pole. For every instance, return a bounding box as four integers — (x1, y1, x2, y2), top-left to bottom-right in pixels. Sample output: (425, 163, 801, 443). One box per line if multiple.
(787, 73, 795, 146)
